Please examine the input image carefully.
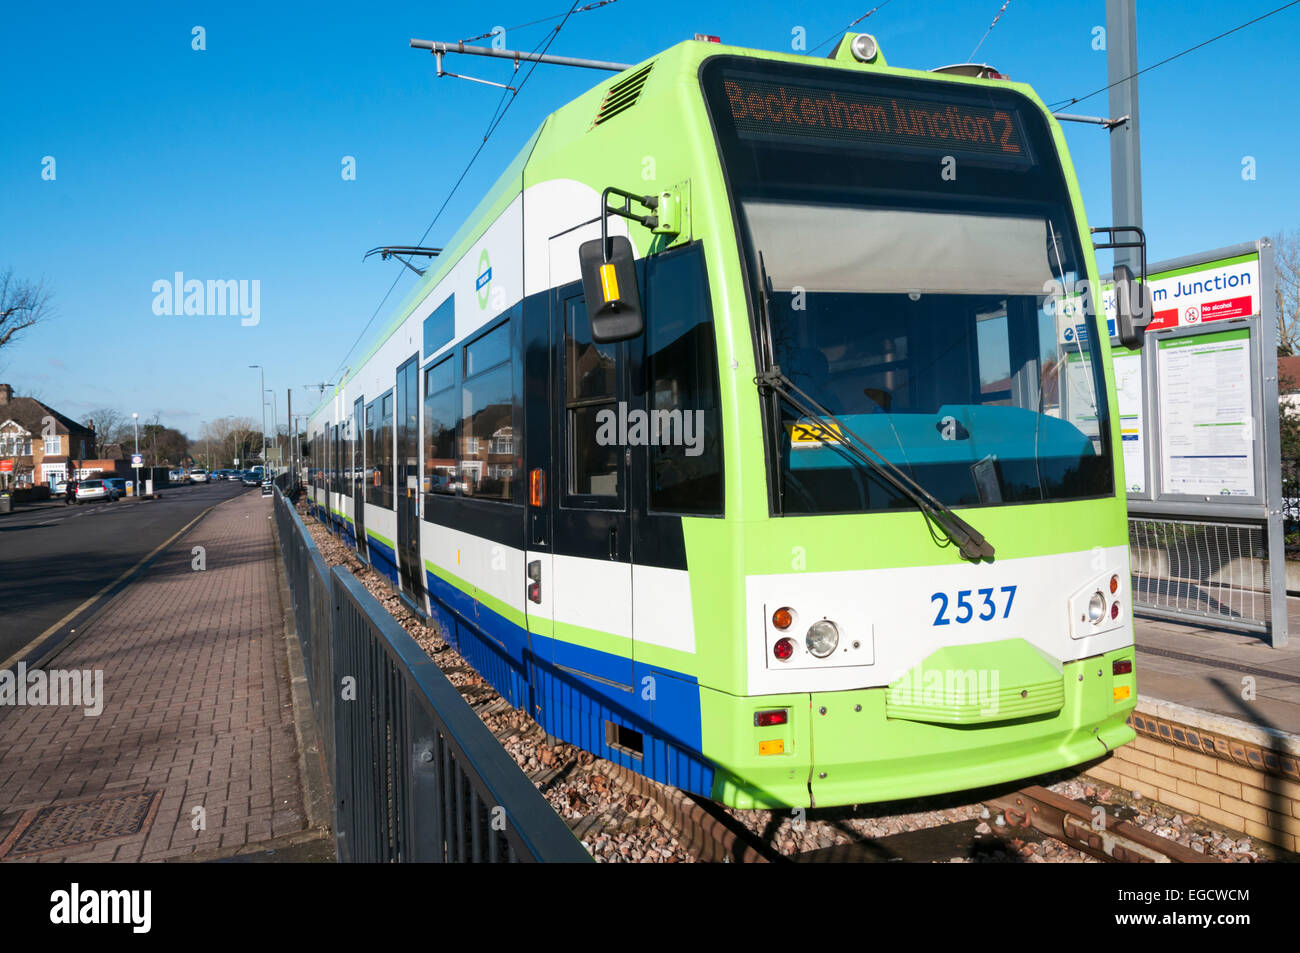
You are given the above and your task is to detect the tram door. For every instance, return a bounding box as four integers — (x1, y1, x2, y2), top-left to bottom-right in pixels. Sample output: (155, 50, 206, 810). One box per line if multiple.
(396, 355, 423, 602)
(353, 397, 367, 560)
(331, 423, 341, 529)
(550, 280, 634, 692)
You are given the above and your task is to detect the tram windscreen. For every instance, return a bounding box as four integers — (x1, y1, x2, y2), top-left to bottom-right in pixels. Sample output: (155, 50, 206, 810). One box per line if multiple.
(701, 57, 1114, 514)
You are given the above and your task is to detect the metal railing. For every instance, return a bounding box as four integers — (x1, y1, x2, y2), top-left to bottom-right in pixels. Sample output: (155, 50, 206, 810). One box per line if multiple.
(272, 489, 590, 863)
(1129, 517, 1273, 633)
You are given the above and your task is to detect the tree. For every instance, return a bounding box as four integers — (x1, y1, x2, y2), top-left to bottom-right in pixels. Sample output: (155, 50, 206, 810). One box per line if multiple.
(203, 416, 260, 468)
(138, 417, 190, 468)
(0, 269, 54, 353)
(1276, 230, 1300, 357)
(83, 407, 134, 454)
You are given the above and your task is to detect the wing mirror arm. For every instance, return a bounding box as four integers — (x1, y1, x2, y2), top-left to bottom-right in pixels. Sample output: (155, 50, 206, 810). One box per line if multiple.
(577, 187, 656, 344)
(1091, 225, 1151, 350)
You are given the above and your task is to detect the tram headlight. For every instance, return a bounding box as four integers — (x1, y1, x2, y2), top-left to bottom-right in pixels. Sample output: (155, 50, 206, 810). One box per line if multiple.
(1088, 591, 1106, 625)
(806, 620, 840, 658)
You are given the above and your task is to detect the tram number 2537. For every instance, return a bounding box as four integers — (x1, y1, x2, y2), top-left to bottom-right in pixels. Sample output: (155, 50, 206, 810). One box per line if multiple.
(931, 586, 1018, 626)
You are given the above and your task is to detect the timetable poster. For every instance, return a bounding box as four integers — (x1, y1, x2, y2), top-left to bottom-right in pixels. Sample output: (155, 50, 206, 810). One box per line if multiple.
(1063, 351, 1101, 451)
(1111, 347, 1145, 493)
(1157, 328, 1254, 497)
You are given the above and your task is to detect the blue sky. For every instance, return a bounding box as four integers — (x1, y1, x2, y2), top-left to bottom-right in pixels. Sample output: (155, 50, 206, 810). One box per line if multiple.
(2, 0, 1297, 436)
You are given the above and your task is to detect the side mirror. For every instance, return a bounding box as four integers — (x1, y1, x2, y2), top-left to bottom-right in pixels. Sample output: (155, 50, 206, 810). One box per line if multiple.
(1112, 263, 1150, 350)
(579, 236, 643, 343)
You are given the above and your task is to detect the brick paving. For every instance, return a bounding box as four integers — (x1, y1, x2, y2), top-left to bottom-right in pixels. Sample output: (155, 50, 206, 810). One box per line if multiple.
(0, 491, 306, 862)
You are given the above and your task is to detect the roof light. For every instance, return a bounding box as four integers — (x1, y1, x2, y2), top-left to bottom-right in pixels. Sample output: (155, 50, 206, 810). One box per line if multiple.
(694, 33, 721, 43)
(849, 33, 879, 63)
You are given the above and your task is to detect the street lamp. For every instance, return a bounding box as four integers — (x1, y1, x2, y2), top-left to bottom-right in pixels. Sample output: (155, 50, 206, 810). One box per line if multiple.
(249, 364, 266, 468)
(266, 388, 278, 472)
(132, 412, 139, 495)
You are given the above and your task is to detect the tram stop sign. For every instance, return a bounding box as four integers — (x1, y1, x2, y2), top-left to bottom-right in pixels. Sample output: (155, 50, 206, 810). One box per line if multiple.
(131, 454, 143, 468)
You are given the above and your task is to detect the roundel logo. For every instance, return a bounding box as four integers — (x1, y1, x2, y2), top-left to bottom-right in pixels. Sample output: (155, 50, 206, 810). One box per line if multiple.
(1184, 306, 1200, 324)
(1063, 326, 1075, 342)
(476, 248, 493, 310)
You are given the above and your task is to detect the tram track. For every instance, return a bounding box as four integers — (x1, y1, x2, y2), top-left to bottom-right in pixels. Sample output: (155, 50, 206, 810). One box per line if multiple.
(296, 502, 1260, 864)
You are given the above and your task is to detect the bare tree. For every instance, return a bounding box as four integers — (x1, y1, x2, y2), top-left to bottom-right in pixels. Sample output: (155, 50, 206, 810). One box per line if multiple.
(83, 407, 133, 453)
(205, 416, 260, 468)
(0, 269, 55, 352)
(1276, 230, 1300, 357)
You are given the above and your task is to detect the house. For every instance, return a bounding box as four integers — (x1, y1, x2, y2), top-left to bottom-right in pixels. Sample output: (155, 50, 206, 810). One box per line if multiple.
(1279, 357, 1300, 416)
(0, 383, 98, 488)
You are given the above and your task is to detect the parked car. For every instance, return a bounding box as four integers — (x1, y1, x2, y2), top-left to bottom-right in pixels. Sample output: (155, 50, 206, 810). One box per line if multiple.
(74, 479, 120, 503)
(190, 468, 209, 483)
(54, 480, 69, 497)
(103, 477, 128, 497)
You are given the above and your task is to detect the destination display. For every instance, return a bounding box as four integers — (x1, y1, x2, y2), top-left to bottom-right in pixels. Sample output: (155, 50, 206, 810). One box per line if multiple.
(1157, 328, 1254, 497)
(721, 76, 1030, 161)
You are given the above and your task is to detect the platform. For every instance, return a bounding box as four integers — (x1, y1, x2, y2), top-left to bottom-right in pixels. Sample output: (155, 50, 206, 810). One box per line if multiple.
(1083, 600, 1300, 853)
(0, 490, 326, 862)
(1134, 597, 1300, 736)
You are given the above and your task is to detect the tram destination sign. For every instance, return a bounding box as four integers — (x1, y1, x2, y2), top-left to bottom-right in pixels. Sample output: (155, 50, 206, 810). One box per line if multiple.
(721, 76, 1030, 162)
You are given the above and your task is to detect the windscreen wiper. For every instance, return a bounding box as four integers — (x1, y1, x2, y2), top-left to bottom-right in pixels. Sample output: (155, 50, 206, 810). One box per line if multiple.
(754, 367, 996, 562)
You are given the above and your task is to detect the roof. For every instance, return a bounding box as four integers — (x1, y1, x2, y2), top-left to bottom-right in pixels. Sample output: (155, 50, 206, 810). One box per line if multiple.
(0, 396, 94, 438)
(1278, 357, 1300, 392)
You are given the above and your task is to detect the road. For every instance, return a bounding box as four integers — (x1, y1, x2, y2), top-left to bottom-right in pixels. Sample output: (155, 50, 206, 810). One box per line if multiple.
(0, 479, 251, 664)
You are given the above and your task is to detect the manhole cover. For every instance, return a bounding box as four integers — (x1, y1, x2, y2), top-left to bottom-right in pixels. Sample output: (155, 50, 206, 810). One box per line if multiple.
(0, 791, 160, 859)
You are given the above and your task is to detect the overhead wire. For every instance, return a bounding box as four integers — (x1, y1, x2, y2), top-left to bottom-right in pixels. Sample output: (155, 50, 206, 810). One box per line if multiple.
(328, 1, 588, 386)
(459, 0, 620, 45)
(809, 0, 896, 55)
(968, 1, 1011, 63)
(1049, 0, 1300, 111)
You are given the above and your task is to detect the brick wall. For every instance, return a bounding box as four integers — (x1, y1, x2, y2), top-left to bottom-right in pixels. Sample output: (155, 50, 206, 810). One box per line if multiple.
(1085, 699, 1300, 852)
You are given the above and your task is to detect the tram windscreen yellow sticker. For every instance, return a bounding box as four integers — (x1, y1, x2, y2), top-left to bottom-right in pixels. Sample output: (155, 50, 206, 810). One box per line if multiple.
(790, 420, 843, 447)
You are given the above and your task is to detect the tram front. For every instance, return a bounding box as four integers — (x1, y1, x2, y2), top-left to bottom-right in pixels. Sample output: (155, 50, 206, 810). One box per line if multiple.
(700, 49, 1139, 807)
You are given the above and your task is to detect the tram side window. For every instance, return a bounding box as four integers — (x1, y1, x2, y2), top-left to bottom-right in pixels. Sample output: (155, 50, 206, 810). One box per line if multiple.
(364, 400, 378, 506)
(377, 392, 394, 509)
(646, 244, 723, 514)
(424, 357, 457, 500)
(352, 399, 364, 496)
(566, 297, 619, 497)
(460, 320, 517, 502)
(344, 414, 355, 495)
(332, 424, 341, 494)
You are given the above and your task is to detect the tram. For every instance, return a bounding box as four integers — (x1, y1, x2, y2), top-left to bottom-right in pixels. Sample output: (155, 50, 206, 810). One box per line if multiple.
(305, 32, 1142, 808)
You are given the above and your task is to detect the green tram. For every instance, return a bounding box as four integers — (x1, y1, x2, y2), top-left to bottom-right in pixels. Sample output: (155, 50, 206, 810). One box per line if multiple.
(305, 33, 1141, 809)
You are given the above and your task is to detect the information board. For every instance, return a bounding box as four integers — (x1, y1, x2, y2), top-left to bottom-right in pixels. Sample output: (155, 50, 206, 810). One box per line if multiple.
(1156, 327, 1254, 497)
(1111, 347, 1146, 493)
(1146, 254, 1260, 332)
